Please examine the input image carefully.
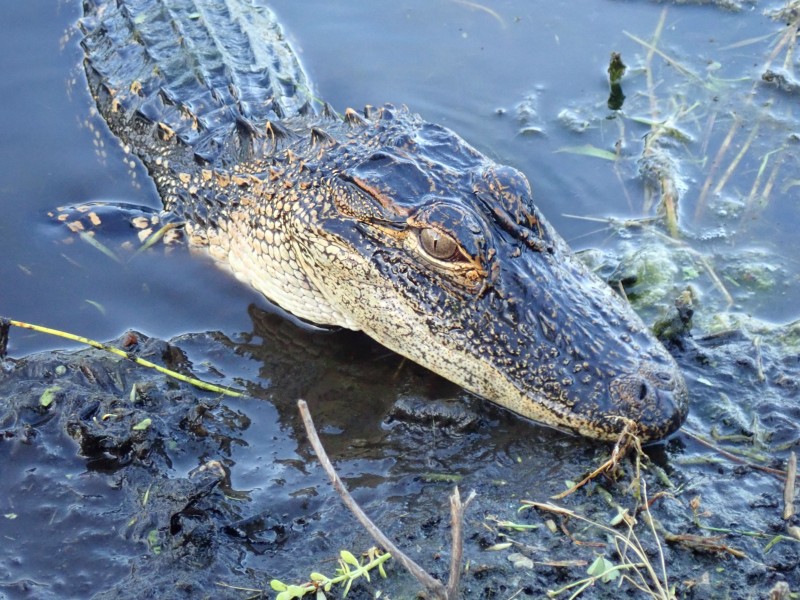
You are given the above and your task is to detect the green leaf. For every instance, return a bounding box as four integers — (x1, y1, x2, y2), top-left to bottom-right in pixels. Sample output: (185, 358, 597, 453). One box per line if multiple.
(142, 484, 152, 507)
(84, 299, 107, 316)
(39, 385, 61, 408)
(587, 555, 619, 583)
(494, 519, 540, 531)
(420, 472, 463, 483)
(486, 542, 513, 551)
(587, 555, 604, 575)
(132, 418, 152, 431)
(288, 585, 310, 598)
(508, 552, 534, 569)
(135, 222, 178, 255)
(340, 550, 360, 567)
(763, 534, 783, 552)
(270, 580, 288, 592)
(147, 529, 161, 555)
(609, 506, 629, 527)
(555, 144, 617, 161)
(309, 572, 327, 583)
(782, 178, 800, 192)
(79, 231, 121, 263)
(276, 585, 310, 600)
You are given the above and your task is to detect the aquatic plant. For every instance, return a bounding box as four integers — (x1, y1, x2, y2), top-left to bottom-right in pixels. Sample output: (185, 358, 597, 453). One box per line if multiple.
(268, 548, 391, 599)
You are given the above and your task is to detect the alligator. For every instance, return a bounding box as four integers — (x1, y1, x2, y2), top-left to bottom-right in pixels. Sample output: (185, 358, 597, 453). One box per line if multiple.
(78, 0, 688, 441)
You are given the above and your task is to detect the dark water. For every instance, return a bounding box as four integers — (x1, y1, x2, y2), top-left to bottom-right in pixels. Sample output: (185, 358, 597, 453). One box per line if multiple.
(1, 1, 799, 599)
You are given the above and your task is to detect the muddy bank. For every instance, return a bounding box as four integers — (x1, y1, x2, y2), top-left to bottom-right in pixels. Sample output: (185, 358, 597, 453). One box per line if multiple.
(1, 303, 798, 599)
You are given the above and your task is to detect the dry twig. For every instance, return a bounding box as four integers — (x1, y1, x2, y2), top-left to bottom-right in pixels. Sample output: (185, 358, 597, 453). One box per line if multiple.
(784, 451, 797, 520)
(552, 418, 640, 500)
(297, 399, 474, 599)
(663, 533, 746, 559)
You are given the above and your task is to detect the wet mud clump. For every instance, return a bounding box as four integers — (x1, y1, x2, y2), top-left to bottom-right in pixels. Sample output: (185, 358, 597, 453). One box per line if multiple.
(0, 333, 270, 599)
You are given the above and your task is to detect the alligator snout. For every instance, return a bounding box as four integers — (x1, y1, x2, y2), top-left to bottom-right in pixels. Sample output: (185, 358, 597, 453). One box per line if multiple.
(604, 361, 689, 441)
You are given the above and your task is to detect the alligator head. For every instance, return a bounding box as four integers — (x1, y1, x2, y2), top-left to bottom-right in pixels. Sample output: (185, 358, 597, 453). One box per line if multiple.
(284, 105, 688, 442)
(79, 0, 686, 442)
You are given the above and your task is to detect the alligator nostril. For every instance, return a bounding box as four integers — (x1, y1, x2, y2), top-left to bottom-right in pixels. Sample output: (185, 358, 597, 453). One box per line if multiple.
(605, 364, 688, 441)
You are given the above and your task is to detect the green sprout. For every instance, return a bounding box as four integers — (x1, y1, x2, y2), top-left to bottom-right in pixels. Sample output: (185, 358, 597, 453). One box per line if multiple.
(268, 548, 391, 599)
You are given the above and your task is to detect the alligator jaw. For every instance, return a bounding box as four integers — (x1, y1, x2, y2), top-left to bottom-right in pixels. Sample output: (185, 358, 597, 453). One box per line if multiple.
(523, 356, 689, 442)
(302, 226, 689, 442)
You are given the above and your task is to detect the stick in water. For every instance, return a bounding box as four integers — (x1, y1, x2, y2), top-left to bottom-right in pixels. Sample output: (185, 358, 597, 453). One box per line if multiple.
(0, 317, 243, 398)
(297, 399, 474, 600)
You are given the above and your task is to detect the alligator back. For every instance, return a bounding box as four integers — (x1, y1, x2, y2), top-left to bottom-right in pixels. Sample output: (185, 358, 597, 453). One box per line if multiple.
(80, 0, 314, 167)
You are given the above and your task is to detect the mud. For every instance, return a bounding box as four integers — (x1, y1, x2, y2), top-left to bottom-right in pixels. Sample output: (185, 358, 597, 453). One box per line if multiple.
(1, 301, 798, 599)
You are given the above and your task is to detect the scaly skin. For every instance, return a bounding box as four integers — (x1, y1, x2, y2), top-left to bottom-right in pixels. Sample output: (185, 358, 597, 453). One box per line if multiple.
(79, 0, 688, 440)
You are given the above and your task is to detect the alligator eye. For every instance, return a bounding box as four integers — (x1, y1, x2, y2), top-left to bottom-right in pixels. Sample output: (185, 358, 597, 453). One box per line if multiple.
(418, 227, 460, 261)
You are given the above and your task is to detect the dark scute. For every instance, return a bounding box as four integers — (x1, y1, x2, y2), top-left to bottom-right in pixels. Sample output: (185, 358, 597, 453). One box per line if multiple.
(349, 152, 432, 209)
(478, 165, 536, 227)
(415, 122, 485, 170)
(473, 166, 552, 254)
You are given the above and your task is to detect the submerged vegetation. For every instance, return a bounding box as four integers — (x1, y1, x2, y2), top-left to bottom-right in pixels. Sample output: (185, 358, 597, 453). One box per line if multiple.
(556, 3, 800, 329)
